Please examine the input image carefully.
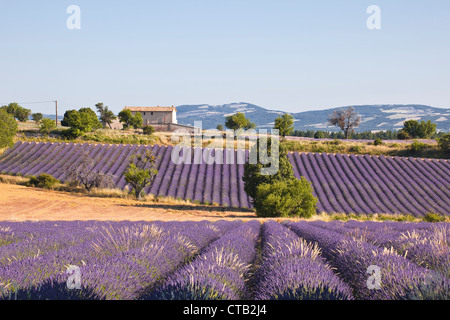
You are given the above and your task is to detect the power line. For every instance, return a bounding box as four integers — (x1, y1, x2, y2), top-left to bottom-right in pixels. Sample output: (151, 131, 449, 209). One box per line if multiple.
(0, 100, 56, 105)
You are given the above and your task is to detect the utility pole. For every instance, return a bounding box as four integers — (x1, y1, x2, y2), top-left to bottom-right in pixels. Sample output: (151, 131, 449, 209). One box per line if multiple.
(55, 100, 58, 127)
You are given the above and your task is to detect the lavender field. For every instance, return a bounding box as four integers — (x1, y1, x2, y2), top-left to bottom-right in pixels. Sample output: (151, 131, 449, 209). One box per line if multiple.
(0, 141, 449, 216)
(0, 220, 448, 300)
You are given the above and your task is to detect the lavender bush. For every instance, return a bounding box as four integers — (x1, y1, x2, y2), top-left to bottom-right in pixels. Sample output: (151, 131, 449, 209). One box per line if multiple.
(146, 220, 260, 300)
(252, 220, 353, 300)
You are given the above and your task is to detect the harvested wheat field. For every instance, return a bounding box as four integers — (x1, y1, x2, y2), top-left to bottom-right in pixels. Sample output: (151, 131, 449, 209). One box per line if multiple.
(0, 184, 256, 222)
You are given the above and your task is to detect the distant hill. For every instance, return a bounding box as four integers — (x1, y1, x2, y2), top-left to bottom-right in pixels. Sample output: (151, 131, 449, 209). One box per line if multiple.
(176, 103, 450, 132)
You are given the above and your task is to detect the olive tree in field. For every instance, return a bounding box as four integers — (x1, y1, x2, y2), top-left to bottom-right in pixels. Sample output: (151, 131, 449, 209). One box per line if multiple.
(124, 150, 158, 200)
(328, 107, 361, 139)
(65, 152, 114, 191)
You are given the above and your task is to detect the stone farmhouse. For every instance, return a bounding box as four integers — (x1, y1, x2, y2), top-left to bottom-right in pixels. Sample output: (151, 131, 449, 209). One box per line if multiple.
(111, 106, 199, 133)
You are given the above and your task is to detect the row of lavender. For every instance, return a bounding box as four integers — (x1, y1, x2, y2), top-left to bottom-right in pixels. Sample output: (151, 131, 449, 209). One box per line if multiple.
(1, 220, 448, 300)
(0, 220, 242, 299)
(288, 152, 450, 216)
(0, 142, 252, 209)
(285, 220, 449, 299)
(1, 141, 449, 216)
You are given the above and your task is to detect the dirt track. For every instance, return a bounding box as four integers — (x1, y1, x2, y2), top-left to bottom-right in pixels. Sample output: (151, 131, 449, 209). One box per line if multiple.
(0, 184, 257, 222)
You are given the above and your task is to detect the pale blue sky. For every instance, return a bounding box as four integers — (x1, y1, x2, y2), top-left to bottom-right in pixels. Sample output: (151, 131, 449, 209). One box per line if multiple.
(0, 0, 449, 115)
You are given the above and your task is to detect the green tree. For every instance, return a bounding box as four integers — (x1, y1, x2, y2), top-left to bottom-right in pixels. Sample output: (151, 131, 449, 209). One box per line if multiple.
(0, 109, 18, 148)
(124, 150, 158, 200)
(225, 112, 256, 130)
(15, 107, 31, 122)
(132, 112, 143, 129)
(314, 131, 326, 139)
(216, 124, 224, 131)
(253, 178, 317, 218)
(95, 103, 117, 129)
(39, 118, 56, 136)
(118, 109, 134, 129)
(402, 120, 437, 139)
(61, 108, 102, 133)
(32, 113, 43, 124)
(1, 103, 31, 122)
(243, 138, 317, 218)
(243, 138, 295, 202)
(274, 113, 294, 138)
(1, 103, 19, 116)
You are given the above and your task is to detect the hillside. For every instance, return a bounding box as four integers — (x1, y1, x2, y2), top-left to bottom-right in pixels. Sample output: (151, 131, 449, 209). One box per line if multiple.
(176, 103, 450, 132)
(1, 141, 449, 216)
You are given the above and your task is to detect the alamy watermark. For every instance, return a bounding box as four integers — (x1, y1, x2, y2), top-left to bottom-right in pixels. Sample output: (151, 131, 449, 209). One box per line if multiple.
(66, 5, 81, 30)
(66, 265, 81, 290)
(170, 121, 280, 176)
(366, 265, 382, 290)
(367, 5, 381, 30)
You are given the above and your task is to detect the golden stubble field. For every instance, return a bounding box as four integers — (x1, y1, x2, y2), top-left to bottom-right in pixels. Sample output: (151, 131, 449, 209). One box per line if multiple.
(0, 183, 259, 222)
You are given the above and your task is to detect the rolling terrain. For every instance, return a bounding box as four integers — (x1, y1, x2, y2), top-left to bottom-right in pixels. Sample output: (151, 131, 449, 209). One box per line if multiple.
(176, 103, 450, 132)
(1, 141, 448, 216)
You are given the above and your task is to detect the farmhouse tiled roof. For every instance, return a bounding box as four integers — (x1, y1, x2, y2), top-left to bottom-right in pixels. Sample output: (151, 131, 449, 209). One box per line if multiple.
(124, 106, 177, 112)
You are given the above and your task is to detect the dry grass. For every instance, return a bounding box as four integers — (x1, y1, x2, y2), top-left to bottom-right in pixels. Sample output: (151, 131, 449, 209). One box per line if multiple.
(0, 174, 29, 186)
(0, 183, 256, 222)
(281, 139, 444, 158)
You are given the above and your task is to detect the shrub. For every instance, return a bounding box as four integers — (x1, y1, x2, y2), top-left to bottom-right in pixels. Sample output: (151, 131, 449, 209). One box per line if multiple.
(82, 133, 106, 142)
(39, 118, 56, 136)
(330, 139, 341, 145)
(349, 145, 364, 153)
(438, 133, 450, 155)
(423, 212, 446, 223)
(253, 178, 318, 218)
(142, 125, 155, 135)
(397, 130, 410, 140)
(373, 138, 383, 146)
(409, 140, 427, 153)
(27, 174, 59, 189)
(312, 146, 326, 153)
(61, 128, 84, 140)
